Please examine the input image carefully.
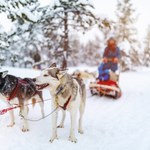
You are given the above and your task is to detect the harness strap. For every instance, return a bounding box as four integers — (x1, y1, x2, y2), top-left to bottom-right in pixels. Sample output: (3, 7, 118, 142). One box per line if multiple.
(23, 78, 37, 96)
(7, 79, 27, 101)
(60, 96, 72, 110)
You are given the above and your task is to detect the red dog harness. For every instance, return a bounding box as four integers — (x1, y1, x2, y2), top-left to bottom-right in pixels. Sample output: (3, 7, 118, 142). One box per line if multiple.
(59, 96, 72, 110)
(7, 79, 27, 101)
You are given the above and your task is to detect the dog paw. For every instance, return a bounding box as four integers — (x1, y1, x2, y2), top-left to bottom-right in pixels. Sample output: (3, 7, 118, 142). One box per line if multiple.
(49, 136, 58, 143)
(78, 129, 84, 134)
(7, 122, 15, 127)
(69, 136, 77, 143)
(57, 125, 64, 128)
(22, 127, 29, 132)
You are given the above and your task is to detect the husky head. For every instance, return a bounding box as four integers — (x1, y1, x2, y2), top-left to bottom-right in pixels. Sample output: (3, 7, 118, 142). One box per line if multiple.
(35, 63, 67, 91)
(0, 71, 8, 88)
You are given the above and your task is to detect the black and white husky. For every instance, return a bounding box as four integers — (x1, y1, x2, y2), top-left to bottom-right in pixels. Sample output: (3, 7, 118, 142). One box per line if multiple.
(0, 71, 44, 132)
(35, 63, 86, 143)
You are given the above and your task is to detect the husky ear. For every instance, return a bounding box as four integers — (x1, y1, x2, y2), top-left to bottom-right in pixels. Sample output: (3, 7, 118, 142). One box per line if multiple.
(2, 70, 8, 78)
(57, 69, 68, 79)
(49, 63, 57, 68)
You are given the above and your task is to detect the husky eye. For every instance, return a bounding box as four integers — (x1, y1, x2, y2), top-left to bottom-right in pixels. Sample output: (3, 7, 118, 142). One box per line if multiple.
(44, 74, 48, 77)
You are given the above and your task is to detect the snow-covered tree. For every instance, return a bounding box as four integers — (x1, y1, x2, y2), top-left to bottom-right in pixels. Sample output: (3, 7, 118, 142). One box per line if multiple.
(40, 0, 97, 68)
(143, 25, 150, 67)
(68, 33, 81, 66)
(115, 0, 140, 68)
(0, 0, 41, 67)
(99, 18, 115, 43)
(0, 26, 9, 66)
(0, 0, 39, 23)
(81, 35, 102, 66)
(120, 50, 131, 72)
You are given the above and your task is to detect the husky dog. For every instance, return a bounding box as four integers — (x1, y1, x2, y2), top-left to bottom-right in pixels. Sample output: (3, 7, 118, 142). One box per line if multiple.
(0, 71, 44, 132)
(35, 63, 86, 143)
(72, 69, 96, 80)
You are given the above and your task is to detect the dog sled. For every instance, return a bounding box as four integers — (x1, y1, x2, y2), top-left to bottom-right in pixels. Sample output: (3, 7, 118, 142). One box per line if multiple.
(89, 71, 122, 99)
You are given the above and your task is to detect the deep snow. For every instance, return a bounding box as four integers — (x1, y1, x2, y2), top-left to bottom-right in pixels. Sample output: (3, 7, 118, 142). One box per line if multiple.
(0, 66, 150, 150)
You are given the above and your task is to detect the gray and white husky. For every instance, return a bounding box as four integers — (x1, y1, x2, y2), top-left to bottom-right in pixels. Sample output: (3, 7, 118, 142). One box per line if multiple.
(0, 71, 44, 132)
(35, 63, 86, 143)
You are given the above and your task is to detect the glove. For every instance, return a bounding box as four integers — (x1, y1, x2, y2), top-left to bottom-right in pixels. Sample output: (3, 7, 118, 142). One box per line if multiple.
(104, 69, 110, 74)
(113, 58, 118, 63)
(102, 58, 108, 63)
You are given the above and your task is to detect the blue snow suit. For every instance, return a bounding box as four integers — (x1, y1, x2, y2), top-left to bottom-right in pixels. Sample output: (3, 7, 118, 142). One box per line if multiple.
(103, 46, 121, 72)
(98, 62, 110, 81)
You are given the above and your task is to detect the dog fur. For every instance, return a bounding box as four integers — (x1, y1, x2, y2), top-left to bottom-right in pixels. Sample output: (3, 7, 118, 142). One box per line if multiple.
(35, 63, 86, 143)
(0, 71, 44, 132)
(72, 69, 97, 80)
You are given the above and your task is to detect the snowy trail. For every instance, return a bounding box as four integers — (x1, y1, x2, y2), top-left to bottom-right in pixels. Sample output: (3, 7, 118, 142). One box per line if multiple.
(0, 67, 150, 150)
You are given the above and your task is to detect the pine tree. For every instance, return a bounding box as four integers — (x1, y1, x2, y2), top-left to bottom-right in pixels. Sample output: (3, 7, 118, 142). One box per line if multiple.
(99, 18, 115, 43)
(0, 0, 41, 67)
(115, 0, 140, 68)
(0, 26, 9, 66)
(68, 33, 81, 66)
(81, 36, 102, 66)
(143, 25, 150, 67)
(40, 0, 97, 68)
(0, 0, 39, 23)
(120, 50, 131, 71)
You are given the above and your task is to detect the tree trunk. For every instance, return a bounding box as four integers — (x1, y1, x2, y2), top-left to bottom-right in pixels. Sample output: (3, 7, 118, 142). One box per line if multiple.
(62, 11, 68, 69)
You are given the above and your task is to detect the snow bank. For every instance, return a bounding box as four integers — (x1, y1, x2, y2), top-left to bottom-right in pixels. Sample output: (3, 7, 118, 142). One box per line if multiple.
(0, 66, 150, 150)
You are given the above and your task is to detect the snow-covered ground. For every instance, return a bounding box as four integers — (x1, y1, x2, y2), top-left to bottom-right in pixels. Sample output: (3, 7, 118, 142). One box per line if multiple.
(0, 66, 150, 150)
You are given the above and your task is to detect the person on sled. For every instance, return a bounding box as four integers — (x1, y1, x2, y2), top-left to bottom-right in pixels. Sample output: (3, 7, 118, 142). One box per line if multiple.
(98, 37, 121, 81)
